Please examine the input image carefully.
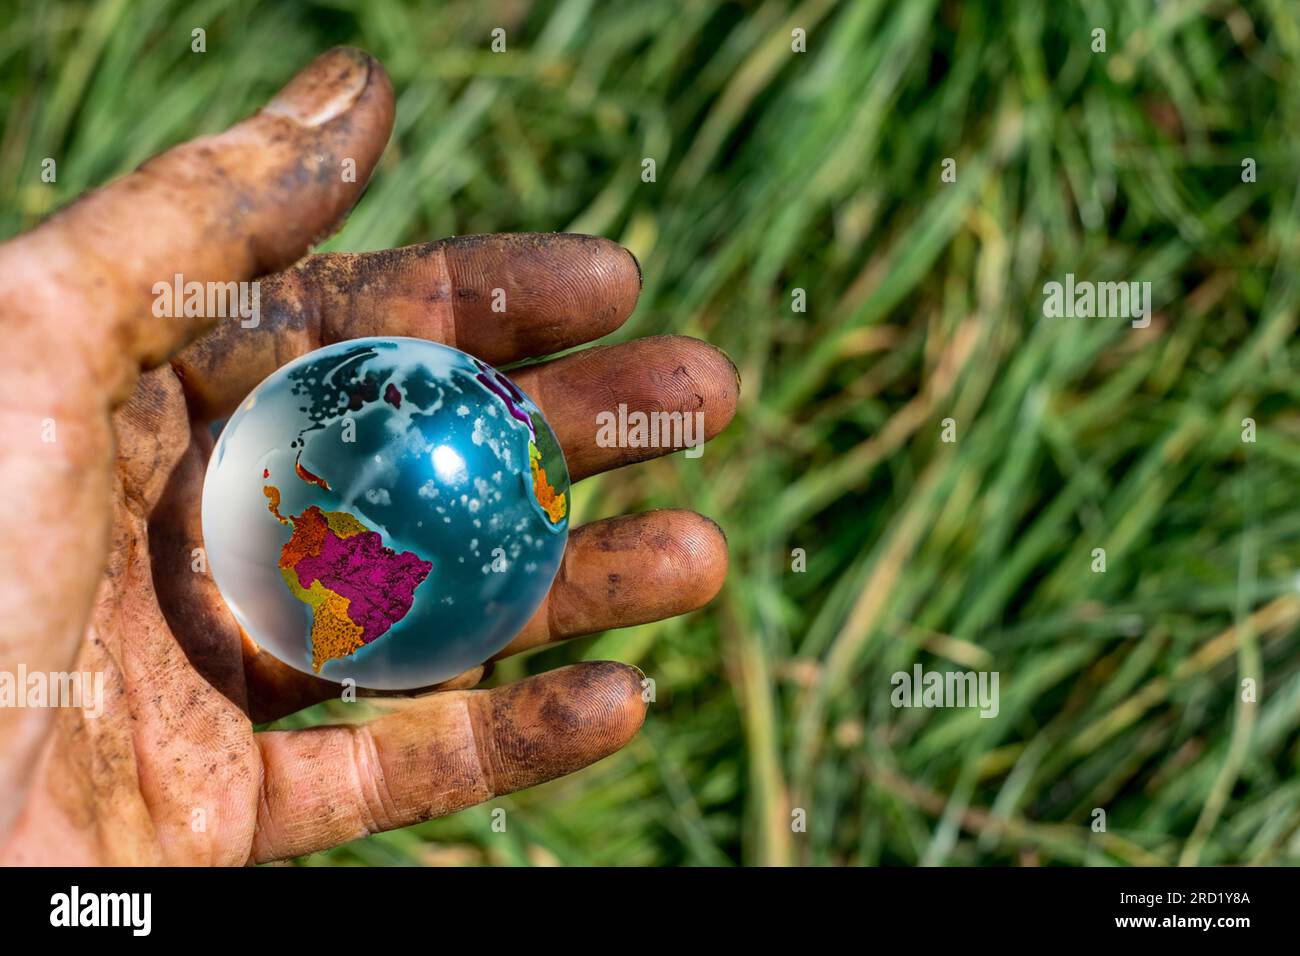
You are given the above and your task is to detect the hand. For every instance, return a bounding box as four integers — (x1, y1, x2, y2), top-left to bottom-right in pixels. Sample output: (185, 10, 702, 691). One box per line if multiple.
(0, 48, 737, 865)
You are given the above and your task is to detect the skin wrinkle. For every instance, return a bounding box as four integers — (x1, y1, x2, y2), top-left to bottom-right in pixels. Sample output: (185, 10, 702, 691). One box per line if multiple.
(87, 580, 159, 865)
(348, 724, 389, 837)
(251, 734, 282, 862)
(461, 695, 498, 808)
(301, 268, 327, 367)
(543, 547, 575, 645)
(439, 243, 461, 350)
(110, 532, 188, 863)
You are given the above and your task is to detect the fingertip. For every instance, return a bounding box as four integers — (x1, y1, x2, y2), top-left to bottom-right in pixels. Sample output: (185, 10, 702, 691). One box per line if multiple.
(442, 233, 642, 360)
(583, 660, 650, 745)
(573, 234, 644, 329)
(612, 335, 740, 440)
(522, 334, 739, 480)
(476, 661, 646, 791)
(22, 48, 399, 406)
(262, 47, 376, 127)
(598, 509, 728, 612)
(625, 245, 644, 290)
(284, 49, 395, 247)
(671, 510, 730, 604)
(343, 48, 396, 146)
(687, 337, 741, 438)
(536, 660, 648, 745)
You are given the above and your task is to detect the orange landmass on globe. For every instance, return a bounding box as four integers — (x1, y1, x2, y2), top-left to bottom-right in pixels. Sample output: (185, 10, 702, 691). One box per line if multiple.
(529, 442, 567, 524)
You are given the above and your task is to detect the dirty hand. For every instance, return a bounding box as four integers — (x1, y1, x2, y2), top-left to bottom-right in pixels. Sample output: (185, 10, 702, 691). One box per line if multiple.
(0, 48, 736, 864)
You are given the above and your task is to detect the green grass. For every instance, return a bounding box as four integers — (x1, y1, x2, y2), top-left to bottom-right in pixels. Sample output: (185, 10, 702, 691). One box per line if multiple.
(4, 0, 1300, 866)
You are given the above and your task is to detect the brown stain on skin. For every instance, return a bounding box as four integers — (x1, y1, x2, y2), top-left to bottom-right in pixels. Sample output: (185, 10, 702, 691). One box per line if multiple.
(587, 511, 677, 553)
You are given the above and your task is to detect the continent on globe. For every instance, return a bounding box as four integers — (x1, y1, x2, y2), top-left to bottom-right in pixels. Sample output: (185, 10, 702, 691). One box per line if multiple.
(263, 484, 433, 672)
(529, 442, 567, 524)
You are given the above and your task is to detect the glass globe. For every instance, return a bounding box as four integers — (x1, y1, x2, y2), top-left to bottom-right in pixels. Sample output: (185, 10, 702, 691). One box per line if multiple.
(201, 337, 570, 690)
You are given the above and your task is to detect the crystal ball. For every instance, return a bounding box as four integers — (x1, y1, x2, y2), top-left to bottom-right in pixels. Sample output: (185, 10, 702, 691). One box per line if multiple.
(200, 337, 570, 690)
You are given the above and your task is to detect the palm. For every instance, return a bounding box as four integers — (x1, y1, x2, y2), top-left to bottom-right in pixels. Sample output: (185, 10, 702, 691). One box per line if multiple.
(0, 49, 735, 865)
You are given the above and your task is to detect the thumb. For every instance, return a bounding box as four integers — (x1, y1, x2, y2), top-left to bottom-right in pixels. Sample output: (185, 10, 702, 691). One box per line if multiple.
(0, 46, 395, 404)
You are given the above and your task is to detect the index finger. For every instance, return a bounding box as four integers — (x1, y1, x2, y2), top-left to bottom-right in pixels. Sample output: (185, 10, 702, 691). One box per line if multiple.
(170, 233, 644, 421)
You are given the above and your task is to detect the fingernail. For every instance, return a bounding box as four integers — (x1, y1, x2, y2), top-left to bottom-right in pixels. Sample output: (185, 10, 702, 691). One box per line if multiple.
(625, 247, 643, 289)
(721, 347, 741, 396)
(264, 47, 373, 127)
(703, 514, 728, 547)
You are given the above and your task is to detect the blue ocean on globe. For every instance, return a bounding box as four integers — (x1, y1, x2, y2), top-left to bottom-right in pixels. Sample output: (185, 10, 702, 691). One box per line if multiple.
(200, 337, 570, 690)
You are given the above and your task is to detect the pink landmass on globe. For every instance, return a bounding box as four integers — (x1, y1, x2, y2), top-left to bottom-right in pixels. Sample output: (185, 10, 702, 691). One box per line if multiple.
(264, 483, 432, 671)
(292, 517, 432, 646)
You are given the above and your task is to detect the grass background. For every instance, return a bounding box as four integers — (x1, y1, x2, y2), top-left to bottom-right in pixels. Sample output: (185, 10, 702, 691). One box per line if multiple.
(3, 0, 1300, 865)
